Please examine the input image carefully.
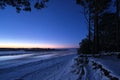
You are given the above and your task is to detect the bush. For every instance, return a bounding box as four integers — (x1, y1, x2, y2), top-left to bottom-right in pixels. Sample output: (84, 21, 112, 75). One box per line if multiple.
(78, 38, 93, 54)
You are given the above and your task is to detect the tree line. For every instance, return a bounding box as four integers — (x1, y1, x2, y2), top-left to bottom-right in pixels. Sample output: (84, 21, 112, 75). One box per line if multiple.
(77, 0, 120, 54)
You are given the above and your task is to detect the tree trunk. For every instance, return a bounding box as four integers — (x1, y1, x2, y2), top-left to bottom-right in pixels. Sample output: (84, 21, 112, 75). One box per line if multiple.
(88, 3, 92, 54)
(94, 0, 99, 54)
(116, 0, 119, 51)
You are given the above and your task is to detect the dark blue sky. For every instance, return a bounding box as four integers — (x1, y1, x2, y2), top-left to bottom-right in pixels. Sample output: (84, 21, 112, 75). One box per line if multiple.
(0, 0, 87, 48)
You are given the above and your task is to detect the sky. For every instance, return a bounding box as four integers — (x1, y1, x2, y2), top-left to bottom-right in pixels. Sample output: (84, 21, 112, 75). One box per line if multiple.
(0, 0, 87, 48)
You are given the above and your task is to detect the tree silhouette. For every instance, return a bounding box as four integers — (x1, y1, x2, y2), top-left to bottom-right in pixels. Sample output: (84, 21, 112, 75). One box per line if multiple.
(77, 0, 112, 54)
(78, 38, 93, 54)
(76, 0, 93, 54)
(115, 0, 120, 51)
(93, 0, 112, 54)
(0, 0, 49, 13)
(79, 12, 120, 53)
(99, 13, 117, 52)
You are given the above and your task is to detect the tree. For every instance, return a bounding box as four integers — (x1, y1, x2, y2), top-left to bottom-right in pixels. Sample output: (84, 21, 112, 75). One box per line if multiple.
(78, 38, 93, 54)
(77, 0, 112, 54)
(99, 13, 117, 52)
(93, 0, 112, 54)
(79, 13, 120, 53)
(115, 0, 120, 51)
(0, 0, 49, 13)
(76, 0, 93, 54)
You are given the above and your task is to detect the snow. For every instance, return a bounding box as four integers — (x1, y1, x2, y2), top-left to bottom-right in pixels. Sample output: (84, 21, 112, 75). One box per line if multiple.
(0, 50, 77, 80)
(72, 54, 120, 80)
(0, 50, 120, 80)
(92, 55, 120, 78)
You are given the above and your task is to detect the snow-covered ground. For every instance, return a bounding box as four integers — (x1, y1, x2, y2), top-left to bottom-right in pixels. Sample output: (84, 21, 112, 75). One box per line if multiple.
(73, 54, 120, 80)
(0, 50, 120, 80)
(0, 50, 77, 80)
(92, 55, 120, 79)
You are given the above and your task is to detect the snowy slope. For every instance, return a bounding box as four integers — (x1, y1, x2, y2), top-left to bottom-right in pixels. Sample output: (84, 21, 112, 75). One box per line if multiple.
(72, 54, 120, 80)
(92, 55, 120, 78)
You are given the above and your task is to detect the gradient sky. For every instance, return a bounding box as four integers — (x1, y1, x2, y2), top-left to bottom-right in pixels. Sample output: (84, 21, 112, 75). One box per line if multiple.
(0, 0, 87, 48)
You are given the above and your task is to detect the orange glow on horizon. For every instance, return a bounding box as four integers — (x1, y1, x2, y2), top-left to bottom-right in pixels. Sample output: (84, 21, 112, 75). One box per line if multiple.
(0, 43, 74, 48)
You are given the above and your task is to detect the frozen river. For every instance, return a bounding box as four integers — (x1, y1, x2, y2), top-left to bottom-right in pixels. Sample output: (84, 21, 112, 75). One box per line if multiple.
(0, 50, 77, 80)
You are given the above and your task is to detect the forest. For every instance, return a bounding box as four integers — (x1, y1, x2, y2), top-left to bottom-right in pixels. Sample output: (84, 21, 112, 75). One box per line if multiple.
(76, 0, 120, 54)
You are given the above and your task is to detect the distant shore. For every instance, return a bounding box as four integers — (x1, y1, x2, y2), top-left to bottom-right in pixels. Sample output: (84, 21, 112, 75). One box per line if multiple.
(0, 48, 68, 52)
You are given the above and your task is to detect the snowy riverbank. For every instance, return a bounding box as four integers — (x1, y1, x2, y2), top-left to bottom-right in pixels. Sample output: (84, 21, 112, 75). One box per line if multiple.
(0, 50, 120, 80)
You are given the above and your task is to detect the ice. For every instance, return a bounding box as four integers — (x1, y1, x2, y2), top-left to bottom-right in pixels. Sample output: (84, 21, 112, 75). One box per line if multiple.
(0, 54, 33, 61)
(0, 50, 77, 80)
